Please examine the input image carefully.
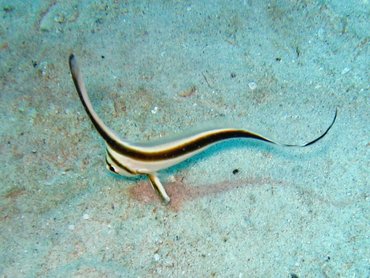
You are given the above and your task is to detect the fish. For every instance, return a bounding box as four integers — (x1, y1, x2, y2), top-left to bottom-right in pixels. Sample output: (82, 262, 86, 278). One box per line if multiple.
(68, 54, 337, 204)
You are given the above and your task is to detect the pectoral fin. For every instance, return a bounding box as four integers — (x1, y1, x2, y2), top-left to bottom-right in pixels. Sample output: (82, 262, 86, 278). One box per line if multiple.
(148, 173, 170, 204)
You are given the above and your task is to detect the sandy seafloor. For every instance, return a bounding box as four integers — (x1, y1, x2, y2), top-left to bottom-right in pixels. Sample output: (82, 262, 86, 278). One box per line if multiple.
(0, 0, 369, 277)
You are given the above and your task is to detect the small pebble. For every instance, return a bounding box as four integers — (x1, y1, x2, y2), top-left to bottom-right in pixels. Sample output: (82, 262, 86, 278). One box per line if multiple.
(151, 106, 158, 114)
(68, 224, 75, 230)
(248, 81, 257, 90)
(83, 213, 90, 220)
(341, 67, 350, 75)
(153, 253, 160, 261)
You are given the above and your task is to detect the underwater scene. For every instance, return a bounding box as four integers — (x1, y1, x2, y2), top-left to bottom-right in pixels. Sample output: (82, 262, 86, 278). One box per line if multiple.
(0, 0, 369, 277)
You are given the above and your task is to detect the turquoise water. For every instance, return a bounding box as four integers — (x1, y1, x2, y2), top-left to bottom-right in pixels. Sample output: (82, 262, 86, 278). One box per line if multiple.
(1, 1, 369, 277)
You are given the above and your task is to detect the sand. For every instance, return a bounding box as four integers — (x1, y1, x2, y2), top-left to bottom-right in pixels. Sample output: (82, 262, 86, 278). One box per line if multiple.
(0, 0, 369, 277)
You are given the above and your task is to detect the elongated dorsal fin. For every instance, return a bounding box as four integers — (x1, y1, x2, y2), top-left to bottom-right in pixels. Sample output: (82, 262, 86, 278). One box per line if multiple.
(69, 54, 127, 148)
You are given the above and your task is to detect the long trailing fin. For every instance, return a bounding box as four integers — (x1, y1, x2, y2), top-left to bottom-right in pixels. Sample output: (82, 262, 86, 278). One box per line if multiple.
(283, 108, 337, 147)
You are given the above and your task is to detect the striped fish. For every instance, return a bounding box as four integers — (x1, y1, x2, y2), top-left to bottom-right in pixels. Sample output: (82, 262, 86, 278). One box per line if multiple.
(69, 54, 337, 204)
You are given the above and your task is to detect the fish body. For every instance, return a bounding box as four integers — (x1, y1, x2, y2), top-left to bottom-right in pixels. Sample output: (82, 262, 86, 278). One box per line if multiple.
(69, 54, 336, 204)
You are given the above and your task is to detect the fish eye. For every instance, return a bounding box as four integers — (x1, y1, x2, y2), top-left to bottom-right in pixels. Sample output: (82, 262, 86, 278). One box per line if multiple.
(109, 165, 116, 173)
(105, 158, 116, 173)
